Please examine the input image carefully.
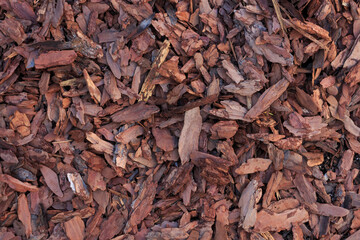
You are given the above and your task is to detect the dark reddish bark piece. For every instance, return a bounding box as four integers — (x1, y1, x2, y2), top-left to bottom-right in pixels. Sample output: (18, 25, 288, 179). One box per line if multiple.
(314, 203, 349, 217)
(0, 18, 27, 44)
(115, 125, 144, 144)
(111, 102, 160, 123)
(245, 79, 289, 120)
(262, 171, 283, 208)
(0, 174, 38, 192)
(9, 0, 37, 22)
(64, 216, 85, 240)
(0, 149, 18, 165)
(238, 180, 258, 231)
(152, 127, 176, 152)
(125, 175, 157, 233)
(253, 207, 309, 232)
(99, 209, 126, 240)
(210, 121, 239, 139)
(103, 71, 121, 101)
(40, 165, 63, 197)
(34, 50, 77, 69)
(235, 158, 272, 175)
(267, 198, 300, 213)
(293, 174, 317, 204)
(17, 194, 32, 238)
(338, 149, 354, 177)
(80, 151, 107, 171)
(179, 107, 202, 164)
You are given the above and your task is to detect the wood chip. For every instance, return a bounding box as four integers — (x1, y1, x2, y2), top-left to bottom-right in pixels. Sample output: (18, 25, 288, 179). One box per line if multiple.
(235, 158, 272, 175)
(34, 50, 77, 69)
(17, 193, 32, 238)
(111, 102, 160, 123)
(0, 174, 38, 192)
(245, 79, 289, 120)
(254, 207, 309, 232)
(83, 69, 101, 104)
(64, 216, 85, 240)
(179, 107, 202, 164)
(40, 165, 63, 197)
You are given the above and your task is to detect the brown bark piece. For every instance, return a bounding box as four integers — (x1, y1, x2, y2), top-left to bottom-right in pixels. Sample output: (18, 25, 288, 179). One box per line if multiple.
(238, 180, 258, 231)
(152, 127, 176, 152)
(0, 174, 38, 192)
(67, 172, 90, 201)
(106, 50, 122, 79)
(34, 50, 77, 69)
(221, 60, 244, 84)
(268, 143, 284, 170)
(161, 162, 194, 197)
(320, 76, 335, 88)
(347, 229, 360, 240)
(313, 179, 332, 203)
(50, 207, 95, 223)
(215, 205, 229, 240)
(103, 71, 121, 101)
(351, 209, 360, 229)
(295, 87, 320, 114)
(111, 102, 160, 123)
(245, 79, 289, 120)
(267, 198, 300, 213)
(80, 150, 107, 171)
(262, 171, 283, 208)
(125, 175, 157, 233)
(39, 71, 51, 95)
(293, 174, 317, 204)
(66, 21, 103, 59)
(343, 36, 360, 68)
(86, 132, 114, 155)
(210, 121, 239, 139)
(314, 203, 349, 217)
(224, 81, 263, 96)
(253, 207, 309, 232)
(64, 216, 85, 240)
(10, 111, 31, 138)
(0, 18, 27, 44)
(17, 194, 32, 238)
(292, 223, 304, 240)
(303, 152, 324, 167)
(40, 165, 63, 197)
(179, 107, 202, 165)
(345, 192, 360, 208)
(9, 0, 37, 22)
(0, 149, 18, 165)
(158, 56, 186, 83)
(99, 209, 126, 240)
(338, 149, 354, 176)
(290, 18, 331, 41)
(209, 100, 248, 121)
(235, 158, 272, 175)
(115, 125, 144, 144)
(83, 69, 101, 104)
(87, 169, 106, 191)
(247, 133, 285, 142)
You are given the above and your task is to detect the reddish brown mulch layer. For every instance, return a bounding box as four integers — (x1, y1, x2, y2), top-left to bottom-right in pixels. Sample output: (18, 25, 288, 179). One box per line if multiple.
(2, 0, 360, 239)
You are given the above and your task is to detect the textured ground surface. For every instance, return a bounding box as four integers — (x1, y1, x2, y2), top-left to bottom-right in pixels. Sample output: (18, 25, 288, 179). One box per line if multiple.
(1, 0, 360, 239)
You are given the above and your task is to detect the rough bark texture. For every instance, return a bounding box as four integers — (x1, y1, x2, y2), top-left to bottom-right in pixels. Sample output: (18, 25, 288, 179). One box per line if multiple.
(1, 0, 360, 239)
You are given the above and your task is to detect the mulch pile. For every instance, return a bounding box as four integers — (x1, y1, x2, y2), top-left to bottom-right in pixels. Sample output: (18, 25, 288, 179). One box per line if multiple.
(2, 0, 360, 239)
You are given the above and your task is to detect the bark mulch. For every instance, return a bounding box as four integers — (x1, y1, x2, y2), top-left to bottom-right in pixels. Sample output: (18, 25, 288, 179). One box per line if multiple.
(1, 0, 360, 239)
